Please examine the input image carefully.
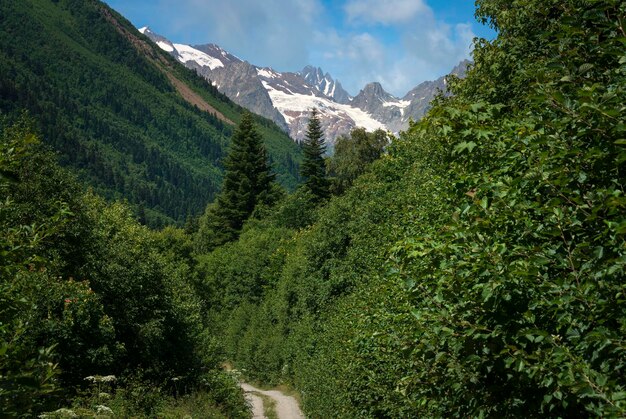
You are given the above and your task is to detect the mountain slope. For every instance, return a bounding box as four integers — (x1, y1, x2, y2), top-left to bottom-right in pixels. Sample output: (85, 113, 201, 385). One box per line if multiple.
(209, 62, 291, 132)
(0, 0, 301, 226)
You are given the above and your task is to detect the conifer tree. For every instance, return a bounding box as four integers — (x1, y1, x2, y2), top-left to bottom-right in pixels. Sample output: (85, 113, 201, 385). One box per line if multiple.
(300, 108, 329, 200)
(206, 112, 275, 245)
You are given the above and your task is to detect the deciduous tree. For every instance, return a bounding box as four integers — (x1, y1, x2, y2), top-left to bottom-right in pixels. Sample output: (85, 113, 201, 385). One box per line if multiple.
(327, 128, 388, 194)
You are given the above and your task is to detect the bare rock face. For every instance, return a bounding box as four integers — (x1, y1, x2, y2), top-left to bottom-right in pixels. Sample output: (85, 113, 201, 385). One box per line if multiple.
(300, 66, 352, 104)
(351, 60, 472, 133)
(352, 82, 407, 133)
(193, 43, 241, 67)
(206, 62, 289, 131)
(352, 82, 395, 112)
(403, 59, 470, 122)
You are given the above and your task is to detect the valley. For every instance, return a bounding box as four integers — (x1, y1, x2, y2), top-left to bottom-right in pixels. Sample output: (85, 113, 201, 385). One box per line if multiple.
(1, 0, 625, 418)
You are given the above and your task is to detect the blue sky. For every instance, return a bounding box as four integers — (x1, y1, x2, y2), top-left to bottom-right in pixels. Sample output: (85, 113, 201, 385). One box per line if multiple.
(105, 0, 495, 97)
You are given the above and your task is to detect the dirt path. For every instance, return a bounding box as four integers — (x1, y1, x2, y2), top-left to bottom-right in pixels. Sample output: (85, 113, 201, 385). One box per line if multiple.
(240, 382, 305, 419)
(243, 389, 266, 419)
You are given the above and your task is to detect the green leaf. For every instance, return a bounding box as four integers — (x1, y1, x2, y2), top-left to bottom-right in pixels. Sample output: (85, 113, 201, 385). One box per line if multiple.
(612, 392, 626, 401)
(578, 63, 594, 73)
(593, 246, 604, 259)
(453, 141, 478, 154)
(410, 309, 421, 320)
(470, 102, 485, 112)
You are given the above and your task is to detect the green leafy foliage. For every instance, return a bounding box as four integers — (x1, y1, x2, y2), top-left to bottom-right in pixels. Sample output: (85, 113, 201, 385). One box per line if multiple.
(1, 116, 68, 416)
(268, 187, 319, 230)
(385, 1, 626, 416)
(327, 127, 389, 195)
(5, 0, 626, 417)
(195, 221, 294, 313)
(1, 117, 247, 416)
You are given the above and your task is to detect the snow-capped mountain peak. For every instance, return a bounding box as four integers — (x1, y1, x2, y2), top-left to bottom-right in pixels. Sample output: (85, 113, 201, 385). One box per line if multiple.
(140, 26, 466, 143)
(139, 27, 176, 53)
(299, 65, 352, 104)
(173, 43, 224, 70)
(139, 27, 224, 70)
(192, 44, 242, 67)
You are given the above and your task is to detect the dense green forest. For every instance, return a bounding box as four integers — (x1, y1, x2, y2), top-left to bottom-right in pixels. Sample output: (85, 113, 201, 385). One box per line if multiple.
(0, 0, 302, 227)
(2, 0, 625, 418)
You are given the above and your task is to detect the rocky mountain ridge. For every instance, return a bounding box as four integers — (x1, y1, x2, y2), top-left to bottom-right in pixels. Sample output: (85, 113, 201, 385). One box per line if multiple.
(139, 27, 469, 143)
(299, 65, 352, 105)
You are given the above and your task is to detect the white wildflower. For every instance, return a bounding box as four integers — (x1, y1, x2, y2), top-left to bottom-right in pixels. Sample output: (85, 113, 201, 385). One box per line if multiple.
(96, 405, 114, 415)
(39, 408, 78, 418)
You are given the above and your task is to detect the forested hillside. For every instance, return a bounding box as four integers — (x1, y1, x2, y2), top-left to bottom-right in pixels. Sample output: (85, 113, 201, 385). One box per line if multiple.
(0, 0, 301, 226)
(0, 116, 251, 417)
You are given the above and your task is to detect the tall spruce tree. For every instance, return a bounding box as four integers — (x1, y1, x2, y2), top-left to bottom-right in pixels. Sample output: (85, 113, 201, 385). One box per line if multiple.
(300, 108, 329, 200)
(209, 112, 275, 245)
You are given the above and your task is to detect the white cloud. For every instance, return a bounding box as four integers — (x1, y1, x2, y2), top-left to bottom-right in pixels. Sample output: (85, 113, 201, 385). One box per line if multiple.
(384, 22, 474, 95)
(319, 31, 385, 63)
(316, 30, 396, 91)
(404, 21, 475, 66)
(313, 10, 475, 96)
(156, 0, 322, 69)
(345, 0, 429, 25)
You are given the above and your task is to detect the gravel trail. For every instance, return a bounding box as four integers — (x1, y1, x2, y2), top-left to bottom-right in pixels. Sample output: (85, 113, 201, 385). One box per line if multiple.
(240, 382, 305, 419)
(243, 389, 266, 419)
